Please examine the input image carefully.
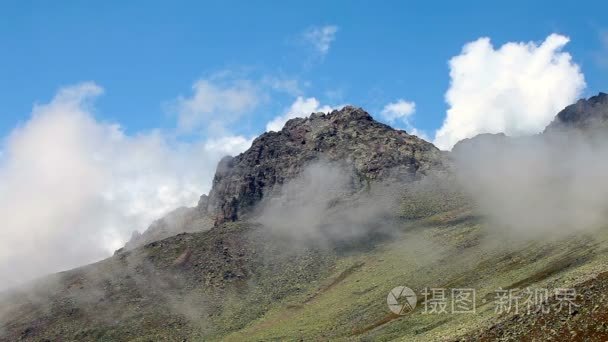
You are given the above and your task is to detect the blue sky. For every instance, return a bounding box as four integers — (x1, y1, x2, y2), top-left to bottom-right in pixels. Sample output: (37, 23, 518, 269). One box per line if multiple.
(1, 0, 607, 139)
(1, 1, 608, 285)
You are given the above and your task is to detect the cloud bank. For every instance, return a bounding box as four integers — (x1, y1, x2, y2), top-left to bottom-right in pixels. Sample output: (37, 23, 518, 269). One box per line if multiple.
(434, 34, 586, 150)
(453, 130, 608, 239)
(0, 75, 339, 288)
(0, 82, 251, 289)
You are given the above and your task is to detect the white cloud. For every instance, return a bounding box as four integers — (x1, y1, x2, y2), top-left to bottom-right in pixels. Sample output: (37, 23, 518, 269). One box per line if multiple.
(266, 96, 336, 132)
(433, 34, 586, 150)
(175, 79, 259, 132)
(380, 100, 428, 140)
(0, 82, 252, 289)
(203, 135, 254, 156)
(303, 25, 339, 56)
(380, 99, 416, 122)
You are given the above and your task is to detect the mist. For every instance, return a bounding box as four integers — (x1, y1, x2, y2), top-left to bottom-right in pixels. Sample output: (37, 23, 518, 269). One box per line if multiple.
(0, 83, 251, 291)
(253, 161, 419, 247)
(452, 130, 608, 238)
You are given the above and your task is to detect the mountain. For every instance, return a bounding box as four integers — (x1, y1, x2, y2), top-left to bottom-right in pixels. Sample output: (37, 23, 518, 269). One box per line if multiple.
(125, 106, 445, 248)
(201, 105, 445, 225)
(3, 95, 608, 341)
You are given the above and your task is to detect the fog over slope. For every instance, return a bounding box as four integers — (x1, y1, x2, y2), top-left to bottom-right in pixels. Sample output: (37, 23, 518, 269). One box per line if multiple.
(0, 84, 252, 290)
(453, 93, 608, 238)
(255, 161, 399, 243)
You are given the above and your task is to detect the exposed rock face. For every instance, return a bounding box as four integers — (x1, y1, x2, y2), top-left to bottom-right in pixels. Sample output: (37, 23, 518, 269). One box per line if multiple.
(129, 93, 608, 242)
(545, 92, 608, 132)
(200, 106, 446, 225)
(121, 105, 446, 248)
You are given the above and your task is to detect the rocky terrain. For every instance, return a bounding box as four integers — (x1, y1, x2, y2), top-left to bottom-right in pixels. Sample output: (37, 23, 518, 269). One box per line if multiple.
(125, 106, 446, 247)
(545, 92, 608, 132)
(2, 94, 608, 341)
(201, 106, 446, 225)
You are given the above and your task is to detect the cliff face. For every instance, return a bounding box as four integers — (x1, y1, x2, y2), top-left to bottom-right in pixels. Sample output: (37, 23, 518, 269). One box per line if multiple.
(200, 106, 446, 225)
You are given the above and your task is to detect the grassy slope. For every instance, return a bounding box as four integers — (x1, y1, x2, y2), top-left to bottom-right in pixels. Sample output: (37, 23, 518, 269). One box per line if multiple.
(3, 189, 608, 341)
(222, 210, 608, 341)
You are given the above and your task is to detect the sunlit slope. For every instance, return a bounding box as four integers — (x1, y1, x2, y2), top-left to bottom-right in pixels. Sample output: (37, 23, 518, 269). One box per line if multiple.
(2, 195, 608, 341)
(222, 211, 608, 341)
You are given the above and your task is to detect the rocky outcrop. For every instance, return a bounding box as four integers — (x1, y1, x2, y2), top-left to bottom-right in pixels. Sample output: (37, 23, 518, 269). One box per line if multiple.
(200, 106, 446, 225)
(545, 92, 608, 132)
(122, 105, 446, 247)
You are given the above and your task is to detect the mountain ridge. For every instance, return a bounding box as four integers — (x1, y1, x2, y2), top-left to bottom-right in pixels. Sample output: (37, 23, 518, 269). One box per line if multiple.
(126, 105, 447, 248)
(8, 93, 608, 341)
(129, 93, 608, 249)
(545, 92, 608, 132)
(201, 105, 446, 226)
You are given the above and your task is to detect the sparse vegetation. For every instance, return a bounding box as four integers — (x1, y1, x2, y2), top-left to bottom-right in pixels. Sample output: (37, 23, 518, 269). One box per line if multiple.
(4, 193, 608, 341)
(4, 96, 608, 341)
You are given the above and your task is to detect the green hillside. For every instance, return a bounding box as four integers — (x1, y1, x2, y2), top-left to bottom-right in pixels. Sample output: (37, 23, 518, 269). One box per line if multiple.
(3, 185, 608, 341)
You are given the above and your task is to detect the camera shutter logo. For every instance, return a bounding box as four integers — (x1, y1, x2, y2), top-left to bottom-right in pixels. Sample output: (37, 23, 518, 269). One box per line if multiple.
(387, 286, 417, 315)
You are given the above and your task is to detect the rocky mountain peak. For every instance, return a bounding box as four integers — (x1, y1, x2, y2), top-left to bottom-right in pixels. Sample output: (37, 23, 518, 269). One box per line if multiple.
(544, 92, 608, 132)
(282, 105, 372, 131)
(122, 105, 445, 248)
(200, 106, 446, 226)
